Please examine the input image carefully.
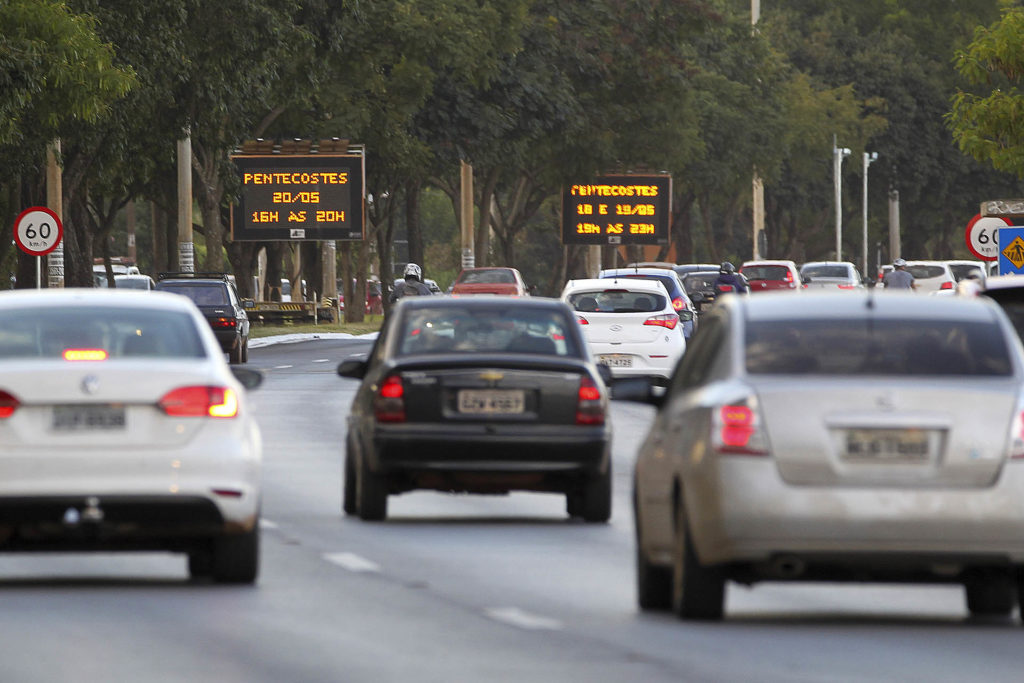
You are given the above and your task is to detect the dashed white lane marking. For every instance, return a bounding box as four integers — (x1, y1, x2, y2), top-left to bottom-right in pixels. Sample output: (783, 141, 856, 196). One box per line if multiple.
(323, 552, 381, 573)
(273, 365, 293, 369)
(312, 359, 331, 363)
(259, 519, 278, 529)
(484, 607, 563, 631)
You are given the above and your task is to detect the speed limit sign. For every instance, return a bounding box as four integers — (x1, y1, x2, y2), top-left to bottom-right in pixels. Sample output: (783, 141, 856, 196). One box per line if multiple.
(965, 213, 1011, 261)
(14, 206, 63, 256)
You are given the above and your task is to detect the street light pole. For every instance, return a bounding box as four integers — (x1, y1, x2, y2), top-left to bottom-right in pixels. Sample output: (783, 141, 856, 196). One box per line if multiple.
(833, 136, 851, 261)
(862, 151, 878, 281)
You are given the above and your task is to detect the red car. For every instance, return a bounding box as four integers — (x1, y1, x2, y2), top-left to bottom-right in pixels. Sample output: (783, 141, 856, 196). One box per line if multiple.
(740, 260, 802, 293)
(451, 267, 529, 297)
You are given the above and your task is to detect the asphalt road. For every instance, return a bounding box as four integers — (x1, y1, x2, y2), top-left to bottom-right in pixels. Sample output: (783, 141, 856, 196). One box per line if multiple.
(0, 336, 1021, 682)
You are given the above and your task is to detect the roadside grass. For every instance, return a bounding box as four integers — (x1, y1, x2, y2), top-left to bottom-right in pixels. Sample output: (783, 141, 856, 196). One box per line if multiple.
(249, 315, 383, 339)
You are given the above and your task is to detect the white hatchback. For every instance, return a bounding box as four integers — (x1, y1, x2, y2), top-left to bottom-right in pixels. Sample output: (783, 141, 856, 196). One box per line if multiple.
(0, 289, 263, 583)
(561, 278, 688, 383)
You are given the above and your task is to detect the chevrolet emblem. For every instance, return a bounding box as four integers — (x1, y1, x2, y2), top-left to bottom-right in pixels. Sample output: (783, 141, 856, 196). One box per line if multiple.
(479, 371, 504, 382)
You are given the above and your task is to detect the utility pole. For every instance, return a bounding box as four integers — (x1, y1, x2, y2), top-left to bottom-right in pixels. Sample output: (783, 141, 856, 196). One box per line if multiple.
(460, 160, 475, 269)
(46, 140, 63, 287)
(751, 0, 764, 260)
(833, 135, 851, 261)
(862, 151, 878, 280)
(177, 133, 194, 272)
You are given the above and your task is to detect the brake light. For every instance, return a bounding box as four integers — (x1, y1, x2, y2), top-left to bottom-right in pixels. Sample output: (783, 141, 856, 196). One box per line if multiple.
(63, 349, 107, 361)
(711, 400, 768, 455)
(643, 314, 679, 330)
(576, 316, 589, 325)
(784, 271, 793, 282)
(159, 386, 238, 418)
(0, 390, 19, 418)
(940, 281, 954, 290)
(576, 376, 605, 425)
(718, 284, 734, 292)
(212, 317, 237, 329)
(672, 297, 686, 311)
(375, 374, 405, 422)
(838, 284, 856, 289)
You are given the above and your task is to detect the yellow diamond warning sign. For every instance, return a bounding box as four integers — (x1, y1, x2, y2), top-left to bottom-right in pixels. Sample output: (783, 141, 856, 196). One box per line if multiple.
(1003, 235, 1024, 269)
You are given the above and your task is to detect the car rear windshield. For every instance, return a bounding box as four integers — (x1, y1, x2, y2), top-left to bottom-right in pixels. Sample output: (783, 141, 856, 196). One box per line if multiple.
(0, 308, 206, 359)
(683, 273, 718, 291)
(801, 265, 850, 279)
(397, 306, 579, 357)
(458, 269, 515, 284)
(606, 274, 675, 293)
(742, 266, 790, 281)
(567, 290, 667, 313)
(745, 318, 1012, 376)
(906, 265, 946, 279)
(157, 283, 229, 306)
(949, 264, 984, 282)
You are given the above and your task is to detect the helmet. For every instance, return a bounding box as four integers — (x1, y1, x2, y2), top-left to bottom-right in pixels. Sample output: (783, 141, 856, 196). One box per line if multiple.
(403, 263, 422, 281)
(893, 258, 906, 267)
(720, 262, 735, 274)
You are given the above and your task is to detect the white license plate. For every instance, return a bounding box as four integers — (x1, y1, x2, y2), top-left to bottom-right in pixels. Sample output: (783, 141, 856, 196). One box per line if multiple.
(458, 390, 525, 414)
(52, 405, 126, 431)
(598, 354, 633, 368)
(844, 429, 929, 461)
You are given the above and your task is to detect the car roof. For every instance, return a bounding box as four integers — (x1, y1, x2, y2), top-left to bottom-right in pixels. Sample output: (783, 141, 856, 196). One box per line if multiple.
(563, 278, 668, 294)
(726, 290, 1003, 324)
(0, 287, 199, 312)
(800, 261, 854, 268)
(983, 274, 1024, 292)
(395, 294, 566, 311)
(741, 260, 798, 267)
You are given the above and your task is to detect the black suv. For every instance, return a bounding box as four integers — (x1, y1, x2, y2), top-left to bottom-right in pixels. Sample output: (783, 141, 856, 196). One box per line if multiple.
(155, 272, 250, 363)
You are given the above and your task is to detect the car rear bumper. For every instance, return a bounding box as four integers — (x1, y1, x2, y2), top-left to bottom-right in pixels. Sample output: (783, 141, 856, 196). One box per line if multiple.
(686, 459, 1024, 567)
(212, 328, 241, 351)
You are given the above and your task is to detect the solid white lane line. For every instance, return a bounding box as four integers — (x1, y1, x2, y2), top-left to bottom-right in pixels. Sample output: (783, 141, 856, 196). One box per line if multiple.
(484, 607, 563, 631)
(273, 365, 293, 369)
(312, 359, 331, 363)
(323, 552, 381, 573)
(259, 519, 279, 529)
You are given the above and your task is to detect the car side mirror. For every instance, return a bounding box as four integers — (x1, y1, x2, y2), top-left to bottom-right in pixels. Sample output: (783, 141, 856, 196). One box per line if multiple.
(337, 357, 368, 379)
(677, 310, 694, 322)
(231, 367, 264, 390)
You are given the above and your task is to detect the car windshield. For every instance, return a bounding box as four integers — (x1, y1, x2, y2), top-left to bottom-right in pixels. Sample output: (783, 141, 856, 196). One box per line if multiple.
(802, 265, 850, 279)
(115, 277, 151, 290)
(159, 283, 229, 306)
(396, 306, 578, 357)
(906, 265, 946, 279)
(567, 290, 666, 312)
(458, 270, 515, 284)
(683, 273, 718, 292)
(745, 318, 1012, 376)
(743, 266, 790, 281)
(0, 307, 206, 359)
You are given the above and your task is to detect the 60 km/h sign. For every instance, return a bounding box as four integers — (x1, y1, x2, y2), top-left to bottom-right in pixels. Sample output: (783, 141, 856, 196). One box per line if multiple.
(14, 206, 63, 256)
(965, 213, 1011, 261)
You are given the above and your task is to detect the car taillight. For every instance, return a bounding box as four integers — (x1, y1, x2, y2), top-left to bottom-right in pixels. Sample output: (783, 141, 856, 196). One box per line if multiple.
(576, 315, 589, 325)
(711, 399, 768, 455)
(785, 271, 793, 282)
(63, 349, 107, 361)
(838, 284, 856, 289)
(940, 281, 954, 290)
(159, 386, 239, 418)
(374, 374, 405, 423)
(672, 297, 686, 311)
(0, 390, 19, 419)
(576, 376, 604, 425)
(212, 317, 237, 329)
(643, 314, 679, 330)
(717, 284, 734, 293)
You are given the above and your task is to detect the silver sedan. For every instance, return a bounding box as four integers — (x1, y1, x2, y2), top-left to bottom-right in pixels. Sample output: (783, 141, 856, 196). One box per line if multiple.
(629, 291, 1024, 621)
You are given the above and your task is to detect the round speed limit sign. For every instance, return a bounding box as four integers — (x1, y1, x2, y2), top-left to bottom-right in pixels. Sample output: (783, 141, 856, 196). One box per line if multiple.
(13, 206, 63, 256)
(965, 213, 1011, 261)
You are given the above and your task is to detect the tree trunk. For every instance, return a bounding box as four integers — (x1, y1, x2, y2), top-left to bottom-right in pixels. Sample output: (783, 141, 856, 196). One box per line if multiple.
(406, 180, 423, 270)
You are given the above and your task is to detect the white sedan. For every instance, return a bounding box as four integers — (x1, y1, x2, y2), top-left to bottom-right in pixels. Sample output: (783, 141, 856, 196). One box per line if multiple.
(561, 278, 689, 383)
(0, 289, 263, 583)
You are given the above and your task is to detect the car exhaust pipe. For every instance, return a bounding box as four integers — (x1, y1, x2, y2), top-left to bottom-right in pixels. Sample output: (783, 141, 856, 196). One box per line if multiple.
(771, 555, 806, 579)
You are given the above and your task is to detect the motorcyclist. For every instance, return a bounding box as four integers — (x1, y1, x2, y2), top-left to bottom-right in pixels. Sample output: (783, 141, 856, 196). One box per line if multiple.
(388, 262, 433, 303)
(714, 262, 748, 294)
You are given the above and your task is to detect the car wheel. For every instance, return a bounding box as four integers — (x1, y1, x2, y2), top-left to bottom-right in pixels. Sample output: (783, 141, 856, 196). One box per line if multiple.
(343, 440, 357, 516)
(210, 525, 259, 584)
(579, 465, 611, 523)
(635, 492, 671, 610)
(671, 501, 724, 620)
(187, 548, 213, 579)
(356, 456, 388, 521)
(965, 573, 1014, 616)
(241, 337, 249, 363)
(229, 338, 243, 364)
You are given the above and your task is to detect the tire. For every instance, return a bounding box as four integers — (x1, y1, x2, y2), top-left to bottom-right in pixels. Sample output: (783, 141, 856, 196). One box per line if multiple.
(240, 337, 249, 363)
(210, 525, 260, 584)
(635, 491, 671, 610)
(356, 456, 388, 521)
(671, 502, 724, 620)
(188, 548, 213, 579)
(229, 338, 243, 364)
(579, 465, 612, 523)
(343, 441, 357, 516)
(965, 573, 1014, 617)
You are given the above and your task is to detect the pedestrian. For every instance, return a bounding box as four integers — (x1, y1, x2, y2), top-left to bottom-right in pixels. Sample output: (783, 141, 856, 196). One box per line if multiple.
(882, 258, 916, 290)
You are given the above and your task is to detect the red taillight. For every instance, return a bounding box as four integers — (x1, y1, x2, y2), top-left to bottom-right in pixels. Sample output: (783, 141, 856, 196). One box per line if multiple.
(718, 284, 734, 292)
(672, 297, 686, 311)
(577, 316, 589, 325)
(712, 401, 767, 455)
(63, 349, 107, 361)
(838, 284, 856, 289)
(159, 386, 238, 418)
(940, 281, 954, 290)
(643, 314, 679, 330)
(785, 271, 793, 282)
(212, 317, 237, 329)
(375, 374, 405, 422)
(576, 376, 605, 425)
(0, 390, 19, 419)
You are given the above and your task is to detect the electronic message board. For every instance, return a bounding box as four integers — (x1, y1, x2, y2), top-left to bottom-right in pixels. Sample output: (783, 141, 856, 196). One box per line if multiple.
(561, 174, 671, 245)
(230, 154, 365, 241)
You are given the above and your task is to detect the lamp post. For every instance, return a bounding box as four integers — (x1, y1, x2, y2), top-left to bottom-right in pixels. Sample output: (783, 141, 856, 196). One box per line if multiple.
(862, 151, 878, 281)
(833, 136, 851, 261)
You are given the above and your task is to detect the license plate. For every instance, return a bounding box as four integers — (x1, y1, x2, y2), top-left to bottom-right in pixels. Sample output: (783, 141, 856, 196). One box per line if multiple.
(52, 405, 126, 431)
(843, 429, 929, 461)
(598, 354, 633, 368)
(457, 390, 525, 415)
